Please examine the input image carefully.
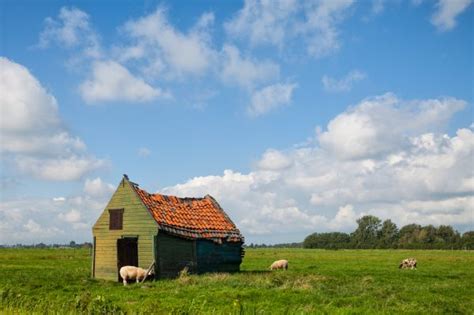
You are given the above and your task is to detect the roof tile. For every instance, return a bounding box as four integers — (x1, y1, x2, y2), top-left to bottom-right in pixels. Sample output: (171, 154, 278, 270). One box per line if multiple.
(132, 184, 243, 242)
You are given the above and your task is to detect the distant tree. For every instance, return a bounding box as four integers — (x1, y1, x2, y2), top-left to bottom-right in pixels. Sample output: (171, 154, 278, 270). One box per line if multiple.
(351, 215, 382, 249)
(69, 241, 76, 248)
(398, 224, 422, 248)
(436, 225, 461, 249)
(304, 232, 351, 249)
(461, 231, 474, 249)
(378, 219, 399, 248)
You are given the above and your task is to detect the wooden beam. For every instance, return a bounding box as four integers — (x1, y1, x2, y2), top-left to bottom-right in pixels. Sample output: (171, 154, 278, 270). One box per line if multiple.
(142, 261, 155, 283)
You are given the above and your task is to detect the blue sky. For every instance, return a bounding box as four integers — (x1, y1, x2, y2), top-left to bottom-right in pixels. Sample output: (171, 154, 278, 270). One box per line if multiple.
(1, 0, 473, 244)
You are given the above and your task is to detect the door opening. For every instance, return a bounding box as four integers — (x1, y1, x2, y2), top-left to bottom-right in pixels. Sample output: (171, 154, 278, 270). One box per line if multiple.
(117, 237, 138, 282)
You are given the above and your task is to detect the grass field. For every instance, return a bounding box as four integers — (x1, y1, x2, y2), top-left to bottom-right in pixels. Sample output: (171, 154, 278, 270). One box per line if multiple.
(1, 248, 473, 314)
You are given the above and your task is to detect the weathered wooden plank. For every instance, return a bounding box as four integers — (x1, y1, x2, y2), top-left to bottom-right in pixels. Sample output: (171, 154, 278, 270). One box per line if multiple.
(156, 233, 196, 278)
(196, 240, 243, 273)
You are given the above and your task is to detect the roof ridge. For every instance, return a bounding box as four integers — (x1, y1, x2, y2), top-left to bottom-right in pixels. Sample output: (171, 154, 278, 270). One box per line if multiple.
(139, 187, 206, 201)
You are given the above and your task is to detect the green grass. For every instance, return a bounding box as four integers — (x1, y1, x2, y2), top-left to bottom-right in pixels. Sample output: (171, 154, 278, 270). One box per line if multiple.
(1, 248, 473, 314)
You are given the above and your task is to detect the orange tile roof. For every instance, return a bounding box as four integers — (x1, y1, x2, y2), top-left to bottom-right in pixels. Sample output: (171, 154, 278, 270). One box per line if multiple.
(132, 184, 243, 242)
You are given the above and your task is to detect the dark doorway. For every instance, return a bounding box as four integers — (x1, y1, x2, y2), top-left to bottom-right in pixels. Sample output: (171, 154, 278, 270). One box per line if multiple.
(117, 237, 138, 282)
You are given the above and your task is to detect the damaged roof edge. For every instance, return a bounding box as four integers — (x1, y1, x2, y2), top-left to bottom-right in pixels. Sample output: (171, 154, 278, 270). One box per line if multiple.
(126, 176, 244, 243)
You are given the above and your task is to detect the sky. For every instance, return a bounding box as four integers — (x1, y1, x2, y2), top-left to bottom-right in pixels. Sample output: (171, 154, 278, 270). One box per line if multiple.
(0, 0, 473, 245)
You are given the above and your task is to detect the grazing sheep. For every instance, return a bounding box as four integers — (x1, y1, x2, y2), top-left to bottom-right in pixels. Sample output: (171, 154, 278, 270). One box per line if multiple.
(399, 258, 417, 269)
(270, 259, 289, 270)
(119, 266, 153, 286)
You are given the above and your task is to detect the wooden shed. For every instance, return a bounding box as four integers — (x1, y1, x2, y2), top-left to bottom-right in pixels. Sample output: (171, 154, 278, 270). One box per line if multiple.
(92, 175, 244, 281)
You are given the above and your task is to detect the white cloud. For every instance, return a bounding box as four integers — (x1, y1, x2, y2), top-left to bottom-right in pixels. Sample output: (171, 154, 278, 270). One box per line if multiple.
(121, 7, 216, 77)
(257, 149, 293, 170)
(14, 157, 105, 181)
(431, 0, 472, 31)
(2, 132, 86, 156)
(303, 0, 355, 57)
(58, 209, 81, 223)
(24, 219, 44, 233)
(79, 60, 165, 103)
(0, 58, 60, 134)
(84, 177, 115, 198)
(225, 0, 299, 48)
(322, 70, 366, 92)
(0, 57, 104, 180)
(248, 83, 297, 117)
(220, 44, 280, 89)
(37, 6, 290, 112)
(162, 93, 473, 242)
(0, 178, 114, 244)
(225, 0, 354, 58)
(38, 7, 101, 58)
(318, 93, 466, 159)
(328, 204, 357, 230)
(18, 218, 63, 240)
(137, 147, 151, 158)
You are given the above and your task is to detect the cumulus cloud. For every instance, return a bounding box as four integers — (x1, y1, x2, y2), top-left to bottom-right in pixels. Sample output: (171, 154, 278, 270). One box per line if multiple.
(121, 7, 216, 77)
(225, 0, 354, 58)
(248, 83, 297, 117)
(79, 60, 165, 103)
(257, 149, 293, 170)
(163, 93, 473, 243)
(83, 177, 116, 198)
(220, 44, 280, 89)
(58, 209, 81, 223)
(303, 0, 355, 57)
(14, 157, 104, 181)
(0, 177, 115, 244)
(322, 70, 366, 92)
(38, 6, 286, 110)
(38, 7, 102, 58)
(318, 93, 466, 159)
(0, 57, 104, 180)
(328, 204, 357, 230)
(225, 0, 299, 48)
(431, 0, 473, 31)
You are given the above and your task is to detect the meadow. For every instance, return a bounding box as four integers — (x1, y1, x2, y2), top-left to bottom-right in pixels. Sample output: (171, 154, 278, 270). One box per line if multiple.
(0, 248, 473, 314)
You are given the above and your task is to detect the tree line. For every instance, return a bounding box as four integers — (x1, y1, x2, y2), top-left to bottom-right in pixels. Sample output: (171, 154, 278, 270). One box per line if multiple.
(304, 215, 474, 250)
(0, 241, 93, 249)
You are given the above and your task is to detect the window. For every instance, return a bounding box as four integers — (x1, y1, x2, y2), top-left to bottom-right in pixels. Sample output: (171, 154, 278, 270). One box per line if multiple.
(109, 209, 124, 230)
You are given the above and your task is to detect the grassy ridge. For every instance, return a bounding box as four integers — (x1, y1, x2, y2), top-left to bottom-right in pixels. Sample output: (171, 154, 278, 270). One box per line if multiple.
(1, 248, 473, 314)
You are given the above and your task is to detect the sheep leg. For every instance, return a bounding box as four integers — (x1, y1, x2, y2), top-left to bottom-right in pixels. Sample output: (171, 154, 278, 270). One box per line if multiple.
(123, 278, 128, 286)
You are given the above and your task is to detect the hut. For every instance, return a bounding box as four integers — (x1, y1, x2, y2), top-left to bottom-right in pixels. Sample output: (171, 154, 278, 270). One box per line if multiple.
(92, 175, 244, 281)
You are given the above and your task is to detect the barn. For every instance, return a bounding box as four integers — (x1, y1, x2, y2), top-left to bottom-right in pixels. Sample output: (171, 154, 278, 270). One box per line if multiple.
(92, 175, 244, 281)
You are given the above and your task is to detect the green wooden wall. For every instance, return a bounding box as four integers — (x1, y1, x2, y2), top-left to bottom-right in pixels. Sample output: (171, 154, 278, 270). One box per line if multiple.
(154, 232, 243, 278)
(155, 233, 196, 278)
(92, 178, 158, 281)
(196, 240, 243, 273)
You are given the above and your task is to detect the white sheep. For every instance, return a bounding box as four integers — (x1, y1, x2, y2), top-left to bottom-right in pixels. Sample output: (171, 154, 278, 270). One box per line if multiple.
(270, 259, 289, 270)
(119, 266, 153, 286)
(399, 258, 417, 269)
